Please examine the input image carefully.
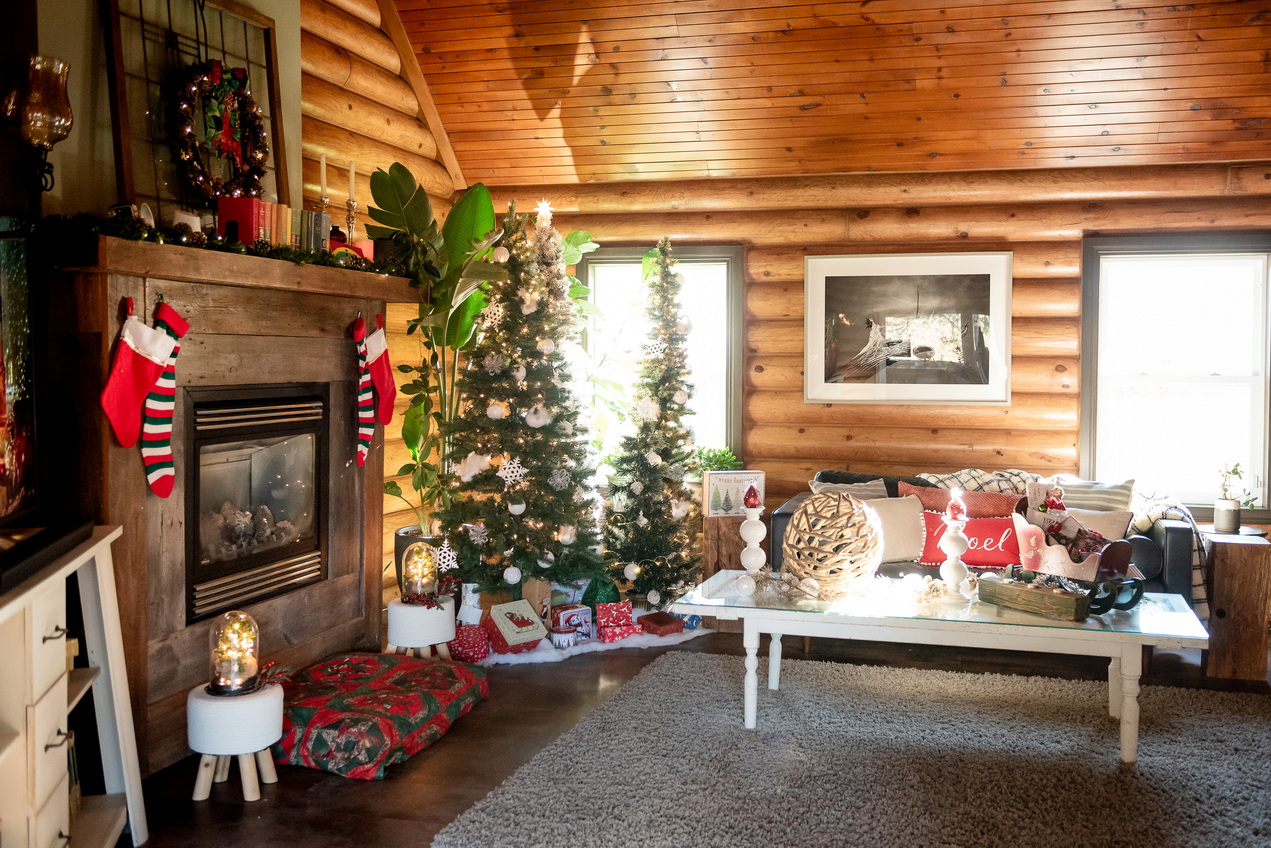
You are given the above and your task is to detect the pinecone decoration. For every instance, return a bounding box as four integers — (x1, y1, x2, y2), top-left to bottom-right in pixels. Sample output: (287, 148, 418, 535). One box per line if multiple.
(189, 229, 208, 248)
(780, 492, 883, 598)
(251, 237, 271, 255)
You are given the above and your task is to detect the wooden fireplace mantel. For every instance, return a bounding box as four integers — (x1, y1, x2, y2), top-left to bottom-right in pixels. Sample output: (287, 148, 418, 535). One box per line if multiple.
(46, 237, 416, 774)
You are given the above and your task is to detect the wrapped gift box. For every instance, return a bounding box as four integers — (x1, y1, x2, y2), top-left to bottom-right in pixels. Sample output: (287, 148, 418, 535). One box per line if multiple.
(598, 623, 643, 643)
(638, 611, 685, 637)
(673, 613, 702, 631)
(595, 600, 633, 628)
(448, 624, 491, 663)
(551, 603, 593, 640)
(482, 599, 547, 654)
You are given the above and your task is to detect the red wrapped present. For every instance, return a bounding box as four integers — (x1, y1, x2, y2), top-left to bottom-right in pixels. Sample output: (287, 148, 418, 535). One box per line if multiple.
(638, 611, 685, 637)
(448, 624, 490, 663)
(599, 623, 643, 643)
(595, 600, 633, 629)
(551, 603, 593, 640)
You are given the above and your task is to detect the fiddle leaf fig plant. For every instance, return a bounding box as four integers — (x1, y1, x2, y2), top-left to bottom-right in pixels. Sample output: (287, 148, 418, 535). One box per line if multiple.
(368, 164, 507, 529)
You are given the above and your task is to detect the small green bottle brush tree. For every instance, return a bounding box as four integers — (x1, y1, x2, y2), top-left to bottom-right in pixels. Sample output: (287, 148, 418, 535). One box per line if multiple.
(603, 237, 701, 606)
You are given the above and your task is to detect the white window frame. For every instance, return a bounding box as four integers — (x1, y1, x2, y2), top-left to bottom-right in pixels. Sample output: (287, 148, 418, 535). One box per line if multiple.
(575, 245, 744, 456)
(1081, 233, 1271, 519)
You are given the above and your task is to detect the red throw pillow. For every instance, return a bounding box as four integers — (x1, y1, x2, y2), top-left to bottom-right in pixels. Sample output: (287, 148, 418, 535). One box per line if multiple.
(918, 512, 1020, 568)
(899, 482, 1023, 519)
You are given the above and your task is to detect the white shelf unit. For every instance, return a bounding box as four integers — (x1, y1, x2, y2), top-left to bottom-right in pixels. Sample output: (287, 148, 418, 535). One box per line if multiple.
(0, 526, 147, 848)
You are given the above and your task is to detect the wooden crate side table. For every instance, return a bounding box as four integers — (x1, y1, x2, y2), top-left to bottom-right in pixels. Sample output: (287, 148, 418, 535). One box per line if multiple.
(1205, 535, 1271, 681)
(187, 684, 284, 802)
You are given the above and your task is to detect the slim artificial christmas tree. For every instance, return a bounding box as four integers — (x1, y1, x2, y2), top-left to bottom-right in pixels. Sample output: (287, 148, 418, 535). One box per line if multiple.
(603, 237, 701, 606)
(437, 202, 606, 595)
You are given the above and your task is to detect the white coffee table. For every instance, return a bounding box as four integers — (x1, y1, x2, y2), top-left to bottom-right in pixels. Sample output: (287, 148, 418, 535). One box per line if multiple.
(671, 570, 1209, 763)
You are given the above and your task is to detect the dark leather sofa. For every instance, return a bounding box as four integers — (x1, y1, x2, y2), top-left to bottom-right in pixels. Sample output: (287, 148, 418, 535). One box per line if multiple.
(769, 471, 1196, 596)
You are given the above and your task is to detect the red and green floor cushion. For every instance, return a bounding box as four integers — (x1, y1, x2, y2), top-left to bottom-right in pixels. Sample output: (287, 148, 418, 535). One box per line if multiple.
(270, 651, 488, 779)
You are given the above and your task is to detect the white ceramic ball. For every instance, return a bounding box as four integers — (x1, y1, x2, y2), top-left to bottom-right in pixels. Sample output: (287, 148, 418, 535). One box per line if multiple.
(503, 565, 522, 584)
(487, 403, 505, 420)
(537, 339, 556, 354)
(508, 502, 526, 515)
(740, 546, 767, 571)
(492, 246, 510, 262)
(623, 563, 640, 581)
(739, 519, 767, 545)
(676, 316, 692, 334)
(511, 364, 526, 381)
(735, 574, 756, 596)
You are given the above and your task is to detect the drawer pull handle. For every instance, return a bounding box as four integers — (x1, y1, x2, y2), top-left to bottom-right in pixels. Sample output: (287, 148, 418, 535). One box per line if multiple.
(45, 729, 69, 751)
(43, 625, 69, 643)
(57, 831, 70, 847)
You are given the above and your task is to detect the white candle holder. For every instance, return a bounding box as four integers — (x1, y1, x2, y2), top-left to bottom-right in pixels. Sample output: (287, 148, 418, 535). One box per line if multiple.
(939, 517, 971, 599)
(739, 506, 767, 574)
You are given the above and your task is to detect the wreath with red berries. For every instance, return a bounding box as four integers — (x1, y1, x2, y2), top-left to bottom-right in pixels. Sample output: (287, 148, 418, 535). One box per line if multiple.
(171, 59, 269, 205)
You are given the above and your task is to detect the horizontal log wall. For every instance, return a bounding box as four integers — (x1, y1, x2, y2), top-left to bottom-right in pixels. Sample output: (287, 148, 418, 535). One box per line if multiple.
(299, 0, 464, 589)
(491, 161, 1271, 508)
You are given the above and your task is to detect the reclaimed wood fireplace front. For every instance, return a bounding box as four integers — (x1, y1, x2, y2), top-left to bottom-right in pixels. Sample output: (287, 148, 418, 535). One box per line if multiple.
(47, 237, 415, 773)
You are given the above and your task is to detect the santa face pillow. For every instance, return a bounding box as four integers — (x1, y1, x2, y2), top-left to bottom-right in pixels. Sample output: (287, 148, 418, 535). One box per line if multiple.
(918, 513, 1020, 569)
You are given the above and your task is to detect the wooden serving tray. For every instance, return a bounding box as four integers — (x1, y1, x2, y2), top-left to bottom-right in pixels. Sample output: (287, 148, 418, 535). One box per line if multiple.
(978, 577, 1090, 621)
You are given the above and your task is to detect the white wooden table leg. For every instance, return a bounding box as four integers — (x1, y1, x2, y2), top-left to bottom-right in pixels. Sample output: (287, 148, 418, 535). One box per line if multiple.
(255, 749, 278, 785)
(192, 754, 217, 801)
(1108, 656, 1122, 718)
(1118, 646, 1143, 764)
(743, 622, 759, 729)
(237, 752, 261, 802)
(768, 633, 783, 690)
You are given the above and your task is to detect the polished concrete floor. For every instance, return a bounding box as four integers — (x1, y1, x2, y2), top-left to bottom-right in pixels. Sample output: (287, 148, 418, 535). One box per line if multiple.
(131, 631, 1270, 848)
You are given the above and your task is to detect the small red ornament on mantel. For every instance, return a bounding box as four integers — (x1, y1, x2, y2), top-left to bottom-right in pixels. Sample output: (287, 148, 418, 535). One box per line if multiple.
(743, 480, 762, 510)
(945, 488, 968, 521)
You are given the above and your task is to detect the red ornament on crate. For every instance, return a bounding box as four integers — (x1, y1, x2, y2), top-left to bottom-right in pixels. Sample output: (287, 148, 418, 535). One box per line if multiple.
(447, 624, 491, 663)
(638, 611, 685, 637)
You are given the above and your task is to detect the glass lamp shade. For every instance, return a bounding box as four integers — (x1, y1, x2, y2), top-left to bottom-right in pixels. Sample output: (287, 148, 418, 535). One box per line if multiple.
(208, 610, 261, 696)
(401, 540, 438, 598)
(3, 55, 73, 150)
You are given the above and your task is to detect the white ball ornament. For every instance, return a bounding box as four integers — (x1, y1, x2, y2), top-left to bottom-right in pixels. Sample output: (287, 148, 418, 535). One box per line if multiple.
(673, 390, 689, 405)
(675, 316, 693, 334)
(735, 574, 756, 597)
(487, 402, 505, 420)
(623, 562, 640, 581)
(508, 501, 526, 515)
(492, 246, 510, 262)
(537, 338, 556, 354)
(630, 481, 644, 495)
(558, 525, 577, 545)
(503, 565, 522, 585)
(561, 422, 574, 435)
(511, 363, 527, 381)
(525, 405, 552, 428)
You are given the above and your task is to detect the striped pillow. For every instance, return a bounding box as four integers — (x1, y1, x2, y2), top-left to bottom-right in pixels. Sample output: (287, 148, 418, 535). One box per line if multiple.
(1051, 477, 1134, 511)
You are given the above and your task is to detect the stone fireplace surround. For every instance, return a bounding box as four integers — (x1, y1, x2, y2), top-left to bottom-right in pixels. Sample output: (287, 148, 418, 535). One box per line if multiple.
(48, 237, 415, 774)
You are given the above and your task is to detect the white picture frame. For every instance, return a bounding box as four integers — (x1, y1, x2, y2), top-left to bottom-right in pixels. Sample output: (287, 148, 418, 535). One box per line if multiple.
(805, 252, 1012, 404)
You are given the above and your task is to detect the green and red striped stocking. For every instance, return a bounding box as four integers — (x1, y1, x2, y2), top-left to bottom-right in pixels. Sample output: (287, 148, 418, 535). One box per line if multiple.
(353, 316, 375, 467)
(140, 301, 190, 497)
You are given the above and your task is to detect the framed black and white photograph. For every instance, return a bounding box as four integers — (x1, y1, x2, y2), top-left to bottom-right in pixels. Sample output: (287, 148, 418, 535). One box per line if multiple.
(804, 252, 1012, 404)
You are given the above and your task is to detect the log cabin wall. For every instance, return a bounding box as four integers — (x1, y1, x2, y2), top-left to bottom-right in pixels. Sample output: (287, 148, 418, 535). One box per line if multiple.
(490, 161, 1271, 508)
(297, 0, 464, 572)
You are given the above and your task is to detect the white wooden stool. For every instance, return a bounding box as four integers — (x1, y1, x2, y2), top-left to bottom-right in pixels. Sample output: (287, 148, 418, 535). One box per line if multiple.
(187, 683, 284, 802)
(385, 596, 456, 660)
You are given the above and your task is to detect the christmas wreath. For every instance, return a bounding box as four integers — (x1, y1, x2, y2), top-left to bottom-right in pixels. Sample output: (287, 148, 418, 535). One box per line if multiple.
(171, 59, 268, 205)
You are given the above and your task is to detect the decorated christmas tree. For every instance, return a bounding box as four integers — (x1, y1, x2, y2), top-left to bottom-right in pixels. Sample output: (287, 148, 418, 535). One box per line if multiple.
(436, 201, 606, 595)
(603, 237, 701, 606)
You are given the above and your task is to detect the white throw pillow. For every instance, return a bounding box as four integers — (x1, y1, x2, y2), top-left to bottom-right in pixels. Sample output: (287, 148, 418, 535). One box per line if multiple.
(863, 495, 925, 562)
(1067, 507, 1133, 541)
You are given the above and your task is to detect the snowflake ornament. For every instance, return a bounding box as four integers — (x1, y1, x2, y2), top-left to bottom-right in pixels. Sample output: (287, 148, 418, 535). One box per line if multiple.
(573, 485, 588, 503)
(647, 589, 661, 606)
(634, 396, 660, 422)
(479, 301, 505, 327)
(436, 540, 459, 572)
(467, 524, 489, 545)
(644, 340, 668, 359)
(667, 463, 685, 481)
(497, 457, 528, 486)
(548, 468, 571, 491)
(483, 353, 506, 375)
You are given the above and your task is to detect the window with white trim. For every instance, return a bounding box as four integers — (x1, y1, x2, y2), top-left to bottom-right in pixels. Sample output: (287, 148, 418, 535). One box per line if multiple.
(1082, 235, 1270, 509)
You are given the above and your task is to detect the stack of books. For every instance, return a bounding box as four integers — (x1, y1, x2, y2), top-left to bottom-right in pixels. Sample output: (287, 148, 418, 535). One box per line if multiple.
(216, 197, 331, 251)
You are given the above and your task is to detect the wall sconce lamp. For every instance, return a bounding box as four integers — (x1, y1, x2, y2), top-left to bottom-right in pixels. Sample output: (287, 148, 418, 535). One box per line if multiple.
(3, 55, 74, 194)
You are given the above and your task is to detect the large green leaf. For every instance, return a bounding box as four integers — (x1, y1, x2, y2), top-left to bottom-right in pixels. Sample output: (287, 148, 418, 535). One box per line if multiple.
(561, 230, 599, 266)
(441, 183, 496, 286)
(400, 404, 425, 461)
(642, 245, 658, 282)
(444, 287, 488, 349)
(367, 163, 435, 239)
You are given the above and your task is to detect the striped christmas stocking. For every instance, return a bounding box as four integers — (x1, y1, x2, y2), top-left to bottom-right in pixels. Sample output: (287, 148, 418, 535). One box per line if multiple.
(353, 316, 374, 467)
(140, 300, 190, 497)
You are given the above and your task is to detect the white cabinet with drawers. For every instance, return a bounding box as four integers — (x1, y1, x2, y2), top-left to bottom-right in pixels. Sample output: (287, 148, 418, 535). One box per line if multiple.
(0, 526, 147, 848)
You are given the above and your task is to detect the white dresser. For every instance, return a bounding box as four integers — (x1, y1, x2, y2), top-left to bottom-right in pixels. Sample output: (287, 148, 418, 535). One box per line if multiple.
(0, 526, 147, 848)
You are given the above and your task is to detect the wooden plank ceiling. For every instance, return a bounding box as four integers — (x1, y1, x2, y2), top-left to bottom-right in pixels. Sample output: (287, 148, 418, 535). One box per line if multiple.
(395, 0, 1271, 185)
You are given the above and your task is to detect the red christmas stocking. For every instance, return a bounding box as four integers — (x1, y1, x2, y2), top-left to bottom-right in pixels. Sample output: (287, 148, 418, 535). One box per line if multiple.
(353, 316, 374, 468)
(365, 314, 396, 425)
(100, 298, 175, 448)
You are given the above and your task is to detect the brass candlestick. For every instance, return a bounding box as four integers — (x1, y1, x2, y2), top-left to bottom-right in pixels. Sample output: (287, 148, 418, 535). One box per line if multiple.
(345, 199, 357, 242)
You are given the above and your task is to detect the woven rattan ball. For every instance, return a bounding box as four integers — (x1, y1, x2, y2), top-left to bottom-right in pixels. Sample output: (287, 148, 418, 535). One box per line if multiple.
(781, 493, 884, 598)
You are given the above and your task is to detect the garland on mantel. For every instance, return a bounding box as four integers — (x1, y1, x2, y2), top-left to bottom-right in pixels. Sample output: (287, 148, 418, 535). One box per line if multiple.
(33, 213, 410, 278)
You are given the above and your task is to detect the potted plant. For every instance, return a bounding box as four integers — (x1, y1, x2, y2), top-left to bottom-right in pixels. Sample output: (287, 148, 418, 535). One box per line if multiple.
(684, 445, 743, 504)
(1216, 463, 1257, 533)
(368, 163, 507, 586)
